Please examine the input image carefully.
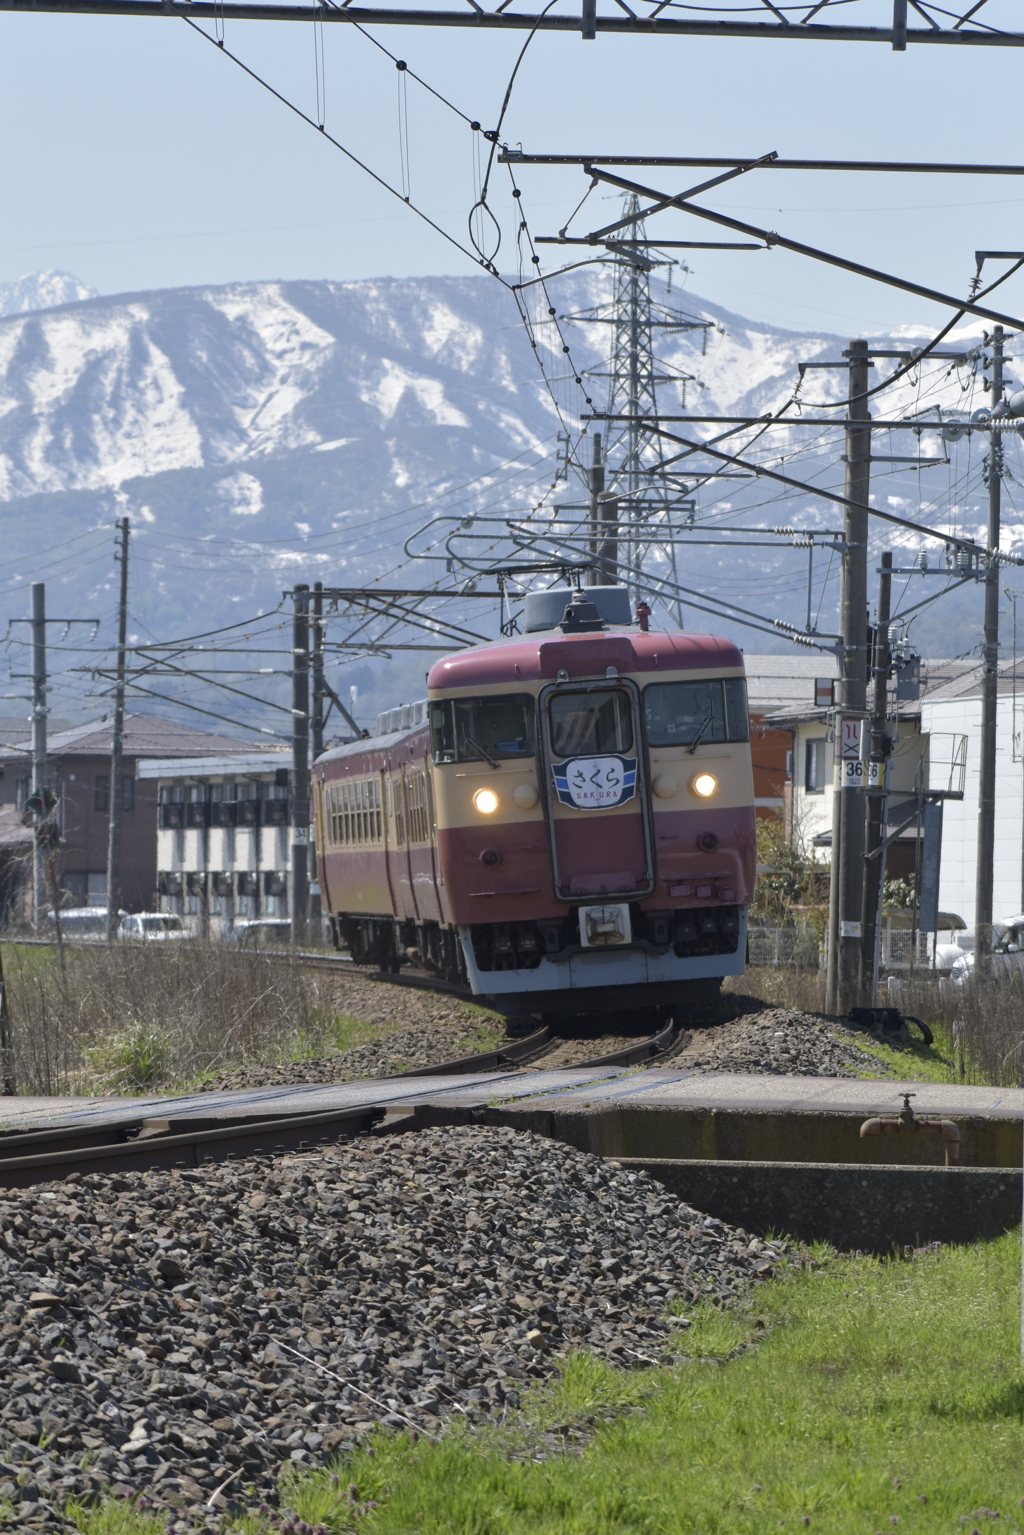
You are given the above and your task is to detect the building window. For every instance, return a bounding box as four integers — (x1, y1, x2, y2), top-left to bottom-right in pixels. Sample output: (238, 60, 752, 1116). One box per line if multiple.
(122, 776, 134, 812)
(805, 738, 828, 794)
(15, 777, 29, 811)
(95, 775, 109, 812)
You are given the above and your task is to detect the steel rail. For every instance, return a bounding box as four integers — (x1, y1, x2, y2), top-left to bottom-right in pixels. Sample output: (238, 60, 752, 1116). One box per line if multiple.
(391, 1023, 553, 1075)
(0, 1103, 381, 1190)
(0, 1, 1022, 42)
(0, 1019, 676, 1188)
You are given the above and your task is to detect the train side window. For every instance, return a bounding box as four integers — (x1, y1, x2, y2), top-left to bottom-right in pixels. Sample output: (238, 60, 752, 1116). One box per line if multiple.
(549, 689, 633, 758)
(430, 700, 457, 762)
(431, 695, 535, 763)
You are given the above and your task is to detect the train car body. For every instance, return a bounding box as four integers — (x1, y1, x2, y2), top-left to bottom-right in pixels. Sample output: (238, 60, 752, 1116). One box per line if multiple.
(313, 593, 756, 1019)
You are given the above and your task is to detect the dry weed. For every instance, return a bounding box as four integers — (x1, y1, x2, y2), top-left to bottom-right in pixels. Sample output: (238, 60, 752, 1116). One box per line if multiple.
(0, 940, 343, 1096)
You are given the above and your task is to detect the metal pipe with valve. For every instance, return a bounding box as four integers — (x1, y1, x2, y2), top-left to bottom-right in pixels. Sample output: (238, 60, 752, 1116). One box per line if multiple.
(860, 1093, 961, 1166)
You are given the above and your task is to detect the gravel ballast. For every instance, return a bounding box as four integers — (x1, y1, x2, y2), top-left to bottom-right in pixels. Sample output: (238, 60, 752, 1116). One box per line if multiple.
(0, 1126, 786, 1530)
(672, 1006, 887, 1077)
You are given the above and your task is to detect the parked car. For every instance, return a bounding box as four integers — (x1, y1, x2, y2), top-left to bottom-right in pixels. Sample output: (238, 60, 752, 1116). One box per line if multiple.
(118, 912, 189, 941)
(949, 915, 1024, 983)
(226, 918, 292, 947)
(46, 907, 124, 941)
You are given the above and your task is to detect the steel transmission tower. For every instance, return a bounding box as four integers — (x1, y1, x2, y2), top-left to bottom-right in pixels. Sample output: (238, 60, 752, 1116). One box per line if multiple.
(562, 196, 714, 612)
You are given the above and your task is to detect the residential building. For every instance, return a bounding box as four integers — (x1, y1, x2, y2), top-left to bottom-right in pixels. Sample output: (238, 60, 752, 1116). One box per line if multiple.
(0, 713, 259, 925)
(765, 658, 974, 891)
(136, 750, 291, 934)
(743, 655, 839, 827)
(920, 658, 1024, 925)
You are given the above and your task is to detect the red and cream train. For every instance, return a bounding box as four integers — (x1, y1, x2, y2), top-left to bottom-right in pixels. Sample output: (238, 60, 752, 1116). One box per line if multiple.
(311, 588, 756, 1021)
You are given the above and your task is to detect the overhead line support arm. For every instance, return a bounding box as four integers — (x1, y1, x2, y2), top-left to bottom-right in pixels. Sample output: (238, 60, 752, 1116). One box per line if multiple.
(3, 1, 1024, 42)
(581, 167, 1024, 331)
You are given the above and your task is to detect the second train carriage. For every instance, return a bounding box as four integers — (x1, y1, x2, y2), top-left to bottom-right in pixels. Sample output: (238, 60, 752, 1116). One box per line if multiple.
(312, 588, 756, 1019)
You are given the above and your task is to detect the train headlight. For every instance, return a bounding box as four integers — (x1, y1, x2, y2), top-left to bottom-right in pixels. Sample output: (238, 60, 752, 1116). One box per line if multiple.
(473, 787, 500, 815)
(690, 772, 718, 799)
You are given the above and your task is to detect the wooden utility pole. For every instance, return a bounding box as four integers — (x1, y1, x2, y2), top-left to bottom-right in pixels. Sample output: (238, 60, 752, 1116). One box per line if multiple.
(0, 946, 14, 1095)
(291, 584, 310, 948)
(861, 550, 892, 999)
(30, 582, 47, 933)
(311, 582, 325, 763)
(975, 326, 1004, 972)
(309, 581, 325, 939)
(587, 433, 605, 584)
(106, 517, 130, 941)
(826, 340, 871, 1016)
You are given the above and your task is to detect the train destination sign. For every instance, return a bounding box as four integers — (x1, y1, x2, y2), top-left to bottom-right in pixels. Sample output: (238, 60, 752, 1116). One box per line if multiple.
(553, 755, 638, 810)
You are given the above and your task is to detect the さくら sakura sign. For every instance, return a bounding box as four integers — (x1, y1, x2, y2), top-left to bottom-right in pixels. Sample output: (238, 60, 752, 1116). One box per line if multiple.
(552, 755, 637, 810)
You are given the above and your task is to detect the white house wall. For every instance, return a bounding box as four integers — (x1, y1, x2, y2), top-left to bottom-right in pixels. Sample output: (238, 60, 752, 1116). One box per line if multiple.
(788, 720, 928, 861)
(920, 695, 1024, 926)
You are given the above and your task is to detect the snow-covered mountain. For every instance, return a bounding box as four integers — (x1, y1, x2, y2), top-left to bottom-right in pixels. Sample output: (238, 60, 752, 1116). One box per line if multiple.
(0, 270, 97, 321)
(0, 271, 1007, 730)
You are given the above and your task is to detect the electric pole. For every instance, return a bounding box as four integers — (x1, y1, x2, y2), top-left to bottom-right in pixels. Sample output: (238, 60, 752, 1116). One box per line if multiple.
(106, 517, 130, 941)
(587, 433, 605, 584)
(597, 493, 620, 584)
(291, 584, 310, 948)
(309, 580, 325, 940)
(826, 339, 871, 1016)
(30, 582, 47, 932)
(0, 945, 13, 1095)
(311, 582, 325, 763)
(861, 549, 892, 999)
(975, 325, 1004, 971)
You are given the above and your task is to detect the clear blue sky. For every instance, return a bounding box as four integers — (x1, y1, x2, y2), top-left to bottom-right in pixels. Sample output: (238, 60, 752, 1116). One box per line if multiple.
(0, 9, 1021, 335)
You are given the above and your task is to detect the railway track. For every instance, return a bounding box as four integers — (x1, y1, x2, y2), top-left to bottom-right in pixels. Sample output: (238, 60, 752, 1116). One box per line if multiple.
(0, 1016, 677, 1190)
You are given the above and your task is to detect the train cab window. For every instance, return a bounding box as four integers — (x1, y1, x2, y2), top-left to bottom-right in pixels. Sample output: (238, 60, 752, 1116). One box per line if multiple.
(548, 689, 633, 758)
(430, 695, 535, 764)
(643, 678, 749, 748)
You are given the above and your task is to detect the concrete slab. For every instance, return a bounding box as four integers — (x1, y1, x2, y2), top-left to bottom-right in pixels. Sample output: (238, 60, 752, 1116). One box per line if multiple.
(6, 1071, 1022, 1171)
(0, 1067, 636, 1136)
(410, 1071, 1024, 1169)
(487, 1071, 1024, 1120)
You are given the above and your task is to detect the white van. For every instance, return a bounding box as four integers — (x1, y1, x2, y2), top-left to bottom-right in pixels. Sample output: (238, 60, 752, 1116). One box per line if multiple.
(118, 912, 188, 942)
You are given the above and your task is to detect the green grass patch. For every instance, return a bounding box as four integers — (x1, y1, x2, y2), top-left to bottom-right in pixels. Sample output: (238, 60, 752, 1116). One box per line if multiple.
(61, 1233, 1024, 1533)
(282, 1233, 1022, 1535)
(851, 1023, 959, 1084)
(65, 1495, 168, 1534)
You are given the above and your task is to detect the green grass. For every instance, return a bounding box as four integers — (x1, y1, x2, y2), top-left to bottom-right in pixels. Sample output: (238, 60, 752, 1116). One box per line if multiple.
(851, 1025, 959, 1084)
(63, 1233, 1024, 1533)
(334, 1234, 1024, 1535)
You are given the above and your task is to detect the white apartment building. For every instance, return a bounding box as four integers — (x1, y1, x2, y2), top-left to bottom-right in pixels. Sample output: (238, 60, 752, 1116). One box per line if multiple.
(136, 751, 291, 934)
(921, 660, 1024, 924)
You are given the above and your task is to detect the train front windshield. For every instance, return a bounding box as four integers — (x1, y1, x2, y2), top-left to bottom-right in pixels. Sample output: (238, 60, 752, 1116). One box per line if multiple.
(548, 689, 634, 758)
(643, 678, 749, 747)
(430, 694, 535, 763)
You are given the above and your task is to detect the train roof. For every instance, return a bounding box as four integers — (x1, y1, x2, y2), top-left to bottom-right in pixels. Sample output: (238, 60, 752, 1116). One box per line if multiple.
(313, 725, 425, 771)
(427, 628, 744, 693)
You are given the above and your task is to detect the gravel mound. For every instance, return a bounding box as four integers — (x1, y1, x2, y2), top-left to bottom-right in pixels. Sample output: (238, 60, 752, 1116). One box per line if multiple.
(0, 1126, 786, 1529)
(674, 1006, 884, 1077)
